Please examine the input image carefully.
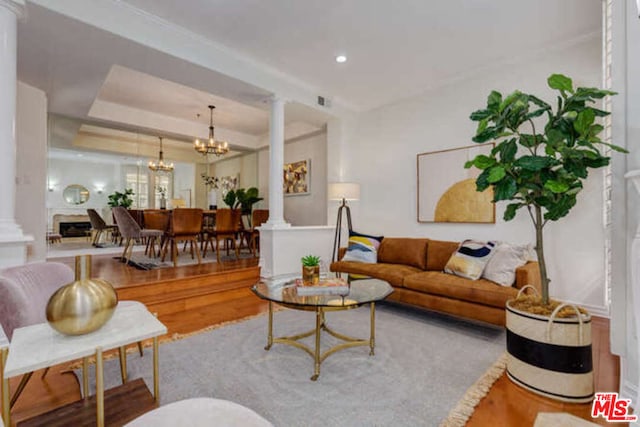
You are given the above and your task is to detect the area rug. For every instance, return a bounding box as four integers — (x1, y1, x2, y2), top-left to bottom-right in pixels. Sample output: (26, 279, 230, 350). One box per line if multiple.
(77, 304, 505, 426)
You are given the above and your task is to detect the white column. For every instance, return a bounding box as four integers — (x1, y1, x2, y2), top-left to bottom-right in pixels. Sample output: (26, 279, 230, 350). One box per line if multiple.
(263, 95, 289, 229)
(0, 0, 31, 268)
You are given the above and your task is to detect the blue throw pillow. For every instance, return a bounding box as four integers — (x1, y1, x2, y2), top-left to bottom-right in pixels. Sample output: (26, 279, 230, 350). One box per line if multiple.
(341, 230, 384, 263)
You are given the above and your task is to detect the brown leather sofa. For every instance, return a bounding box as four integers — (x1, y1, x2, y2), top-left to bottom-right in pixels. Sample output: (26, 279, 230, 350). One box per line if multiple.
(330, 237, 541, 326)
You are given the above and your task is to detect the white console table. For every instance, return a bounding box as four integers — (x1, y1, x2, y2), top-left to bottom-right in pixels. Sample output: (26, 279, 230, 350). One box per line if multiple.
(2, 303, 167, 427)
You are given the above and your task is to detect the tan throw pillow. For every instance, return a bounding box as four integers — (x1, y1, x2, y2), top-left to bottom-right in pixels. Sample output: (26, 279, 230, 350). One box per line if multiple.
(482, 242, 532, 286)
(444, 240, 497, 280)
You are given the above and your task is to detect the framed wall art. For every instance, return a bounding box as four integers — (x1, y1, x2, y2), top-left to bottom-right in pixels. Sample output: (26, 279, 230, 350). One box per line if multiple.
(417, 144, 495, 223)
(283, 159, 310, 196)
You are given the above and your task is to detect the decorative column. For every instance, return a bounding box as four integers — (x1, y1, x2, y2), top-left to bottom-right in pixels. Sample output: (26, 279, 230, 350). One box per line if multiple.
(0, 0, 31, 268)
(263, 95, 289, 229)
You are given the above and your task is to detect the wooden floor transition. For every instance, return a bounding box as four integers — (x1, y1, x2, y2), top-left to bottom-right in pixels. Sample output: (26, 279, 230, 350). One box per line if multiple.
(6, 256, 620, 426)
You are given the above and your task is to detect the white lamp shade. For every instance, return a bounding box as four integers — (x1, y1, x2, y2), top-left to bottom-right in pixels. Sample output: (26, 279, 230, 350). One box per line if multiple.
(328, 182, 360, 201)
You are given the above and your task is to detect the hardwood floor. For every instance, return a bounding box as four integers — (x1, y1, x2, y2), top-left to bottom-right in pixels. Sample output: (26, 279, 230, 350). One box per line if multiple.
(5, 257, 620, 426)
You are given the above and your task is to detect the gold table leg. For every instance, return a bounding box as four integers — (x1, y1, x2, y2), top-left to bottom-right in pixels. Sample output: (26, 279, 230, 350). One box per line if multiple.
(119, 346, 128, 383)
(1, 348, 9, 427)
(370, 302, 376, 356)
(82, 357, 89, 399)
(153, 336, 160, 403)
(311, 308, 322, 381)
(265, 301, 273, 350)
(96, 347, 104, 427)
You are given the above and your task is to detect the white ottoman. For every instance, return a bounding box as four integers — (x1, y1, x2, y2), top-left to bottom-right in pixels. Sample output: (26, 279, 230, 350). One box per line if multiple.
(125, 398, 273, 427)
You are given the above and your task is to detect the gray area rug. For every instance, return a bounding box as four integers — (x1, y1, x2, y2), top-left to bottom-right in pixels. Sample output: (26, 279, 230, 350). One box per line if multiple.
(78, 304, 505, 426)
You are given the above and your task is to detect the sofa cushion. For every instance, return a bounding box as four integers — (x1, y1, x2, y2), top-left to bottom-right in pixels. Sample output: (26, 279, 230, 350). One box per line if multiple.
(403, 271, 518, 309)
(330, 261, 422, 287)
(482, 242, 532, 286)
(444, 240, 497, 280)
(426, 239, 459, 271)
(341, 230, 383, 263)
(377, 238, 429, 270)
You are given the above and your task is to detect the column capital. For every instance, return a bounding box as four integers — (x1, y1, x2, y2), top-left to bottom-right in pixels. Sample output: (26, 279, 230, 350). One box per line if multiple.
(269, 94, 289, 105)
(0, 0, 25, 19)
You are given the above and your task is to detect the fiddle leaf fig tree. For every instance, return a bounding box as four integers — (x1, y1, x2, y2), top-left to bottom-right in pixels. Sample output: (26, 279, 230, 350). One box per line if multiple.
(465, 74, 626, 306)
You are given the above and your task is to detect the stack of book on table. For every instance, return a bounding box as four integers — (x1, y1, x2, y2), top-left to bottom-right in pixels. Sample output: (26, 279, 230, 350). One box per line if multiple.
(295, 277, 350, 296)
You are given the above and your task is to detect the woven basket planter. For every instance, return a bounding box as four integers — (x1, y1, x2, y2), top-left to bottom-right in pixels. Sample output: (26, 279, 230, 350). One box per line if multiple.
(505, 287, 593, 403)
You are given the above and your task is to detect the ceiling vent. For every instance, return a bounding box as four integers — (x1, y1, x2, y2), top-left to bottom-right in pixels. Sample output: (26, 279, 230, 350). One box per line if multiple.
(317, 96, 332, 108)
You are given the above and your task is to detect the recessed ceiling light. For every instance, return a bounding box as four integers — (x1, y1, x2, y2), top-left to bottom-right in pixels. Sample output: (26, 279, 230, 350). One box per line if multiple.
(335, 55, 347, 63)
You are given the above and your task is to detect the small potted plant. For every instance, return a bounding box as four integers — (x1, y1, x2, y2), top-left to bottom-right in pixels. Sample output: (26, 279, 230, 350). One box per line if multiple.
(301, 255, 321, 285)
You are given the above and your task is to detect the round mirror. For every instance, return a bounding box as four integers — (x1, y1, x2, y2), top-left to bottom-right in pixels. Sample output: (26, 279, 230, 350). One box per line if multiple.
(63, 184, 90, 205)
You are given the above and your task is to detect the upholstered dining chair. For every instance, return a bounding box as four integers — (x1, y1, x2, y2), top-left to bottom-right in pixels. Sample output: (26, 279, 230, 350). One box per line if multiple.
(87, 208, 118, 246)
(143, 210, 171, 258)
(245, 209, 269, 257)
(0, 262, 142, 408)
(161, 208, 203, 267)
(112, 207, 164, 263)
(204, 208, 241, 262)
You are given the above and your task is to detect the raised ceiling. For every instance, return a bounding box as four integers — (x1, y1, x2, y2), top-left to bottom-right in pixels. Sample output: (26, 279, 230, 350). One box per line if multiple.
(17, 0, 602, 154)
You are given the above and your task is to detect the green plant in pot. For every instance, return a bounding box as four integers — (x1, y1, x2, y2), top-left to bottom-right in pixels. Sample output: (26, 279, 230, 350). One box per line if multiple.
(107, 189, 134, 208)
(466, 74, 626, 402)
(301, 255, 321, 285)
(223, 187, 264, 226)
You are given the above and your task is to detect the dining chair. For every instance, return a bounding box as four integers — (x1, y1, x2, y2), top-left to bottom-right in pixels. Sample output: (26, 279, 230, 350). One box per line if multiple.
(112, 207, 164, 263)
(204, 208, 241, 262)
(87, 208, 118, 246)
(143, 210, 171, 257)
(245, 209, 269, 257)
(161, 208, 203, 267)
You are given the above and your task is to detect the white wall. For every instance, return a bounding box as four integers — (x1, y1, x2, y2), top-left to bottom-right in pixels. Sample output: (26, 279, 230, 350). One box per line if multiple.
(341, 36, 607, 312)
(47, 157, 119, 222)
(172, 162, 195, 207)
(258, 131, 327, 226)
(16, 82, 48, 261)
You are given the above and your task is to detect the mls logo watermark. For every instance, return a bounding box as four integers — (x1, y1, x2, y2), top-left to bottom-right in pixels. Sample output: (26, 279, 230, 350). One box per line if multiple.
(591, 392, 638, 422)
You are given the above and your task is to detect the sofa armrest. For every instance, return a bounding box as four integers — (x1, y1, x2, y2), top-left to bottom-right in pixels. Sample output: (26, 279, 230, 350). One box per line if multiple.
(514, 261, 541, 295)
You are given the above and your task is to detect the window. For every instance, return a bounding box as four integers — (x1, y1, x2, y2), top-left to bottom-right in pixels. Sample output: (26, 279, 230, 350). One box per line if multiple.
(122, 166, 173, 209)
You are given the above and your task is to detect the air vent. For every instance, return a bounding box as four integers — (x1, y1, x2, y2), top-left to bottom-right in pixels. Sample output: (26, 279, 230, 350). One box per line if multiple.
(317, 96, 331, 108)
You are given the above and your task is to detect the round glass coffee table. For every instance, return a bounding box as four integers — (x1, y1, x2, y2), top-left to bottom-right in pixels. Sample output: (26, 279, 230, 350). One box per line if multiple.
(251, 276, 393, 381)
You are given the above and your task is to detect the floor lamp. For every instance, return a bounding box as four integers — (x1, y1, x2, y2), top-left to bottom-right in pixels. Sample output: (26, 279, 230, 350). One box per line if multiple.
(328, 182, 360, 262)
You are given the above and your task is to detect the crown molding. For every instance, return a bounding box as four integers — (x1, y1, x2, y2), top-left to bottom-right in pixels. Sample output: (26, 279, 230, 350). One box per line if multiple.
(0, 0, 25, 19)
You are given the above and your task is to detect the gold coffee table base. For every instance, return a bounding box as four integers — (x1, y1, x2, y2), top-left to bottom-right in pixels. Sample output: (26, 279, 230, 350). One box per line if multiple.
(264, 300, 376, 381)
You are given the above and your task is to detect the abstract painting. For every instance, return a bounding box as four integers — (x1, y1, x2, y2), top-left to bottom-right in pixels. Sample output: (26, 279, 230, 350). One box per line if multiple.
(283, 159, 310, 195)
(417, 144, 495, 223)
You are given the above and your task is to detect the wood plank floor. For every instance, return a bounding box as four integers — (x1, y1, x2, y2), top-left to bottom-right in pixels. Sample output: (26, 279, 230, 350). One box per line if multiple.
(6, 256, 620, 426)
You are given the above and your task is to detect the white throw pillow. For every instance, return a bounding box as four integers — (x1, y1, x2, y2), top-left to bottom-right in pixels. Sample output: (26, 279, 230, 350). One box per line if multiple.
(482, 242, 532, 286)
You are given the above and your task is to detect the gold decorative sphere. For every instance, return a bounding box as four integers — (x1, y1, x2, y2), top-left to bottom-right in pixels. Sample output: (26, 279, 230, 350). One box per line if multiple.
(46, 255, 118, 335)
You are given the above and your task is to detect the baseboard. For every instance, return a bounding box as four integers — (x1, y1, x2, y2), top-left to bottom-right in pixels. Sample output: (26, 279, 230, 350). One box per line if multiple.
(620, 358, 638, 404)
(561, 299, 610, 318)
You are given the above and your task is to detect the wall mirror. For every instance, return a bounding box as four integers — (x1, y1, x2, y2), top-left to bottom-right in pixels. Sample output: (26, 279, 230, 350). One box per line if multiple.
(63, 184, 90, 205)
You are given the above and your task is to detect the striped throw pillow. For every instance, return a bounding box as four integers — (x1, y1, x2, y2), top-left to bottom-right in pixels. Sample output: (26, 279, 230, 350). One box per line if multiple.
(444, 240, 497, 280)
(341, 231, 384, 264)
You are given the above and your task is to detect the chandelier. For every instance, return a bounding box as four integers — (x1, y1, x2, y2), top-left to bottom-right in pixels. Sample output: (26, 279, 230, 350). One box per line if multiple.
(148, 136, 174, 173)
(194, 105, 229, 157)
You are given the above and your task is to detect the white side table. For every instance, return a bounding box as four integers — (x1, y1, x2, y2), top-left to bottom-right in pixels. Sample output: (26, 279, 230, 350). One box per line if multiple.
(2, 303, 167, 427)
